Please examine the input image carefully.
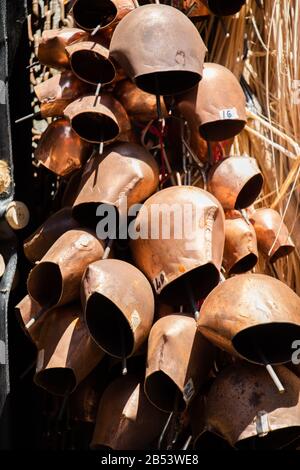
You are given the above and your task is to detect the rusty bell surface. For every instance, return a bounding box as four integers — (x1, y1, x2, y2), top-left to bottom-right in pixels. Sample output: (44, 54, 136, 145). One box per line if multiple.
(35, 118, 93, 177)
(64, 93, 130, 143)
(37, 28, 88, 69)
(32, 303, 104, 396)
(72, 0, 135, 36)
(145, 314, 215, 413)
(197, 273, 300, 365)
(81, 259, 155, 359)
(202, 362, 300, 449)
(24, 208, 80, 264)
(27, 229, 105, 309)
(130, 186, 225, 305)
(72, 142, 159, 228)
(110, 4, 207, 96)
(250, 208, 295, 263)
(223, 210, 258, 275)
(176, 63, 246, 142)
(207, 156, 263, 209)
(91, 374, 167, 450)
(200, 0, 246, 16)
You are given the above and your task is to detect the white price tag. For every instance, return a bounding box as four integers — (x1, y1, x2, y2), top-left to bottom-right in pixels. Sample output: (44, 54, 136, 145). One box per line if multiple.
(152, 271, 167, 294)
(130, 310, 141, 332)
(183, 378, 195, 403)
(219, 107, 238, 120)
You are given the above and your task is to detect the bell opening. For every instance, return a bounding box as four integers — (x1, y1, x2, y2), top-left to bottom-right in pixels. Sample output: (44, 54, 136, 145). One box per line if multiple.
(207, 0, 246, 16)
(232, 322, 300, 364)
(85, 292, 134, 358)
(27, 261, 62, 308)
(73, 0, 117, 31)
(228, 253, 258, 275)
(34, 368, 77, 396)
(159, 263, 220, 305)
(71, 112, 119, 143)
(234, 173, 263, 209)
(145, 371, 185, 412)
(70, 51, 116, 85)
(194, 430, 232, 450)
(236, 426, 300, 450)
(135, 71, 201, 96)
(72, 202, 119, 232)
(199, 119, 245, 142)
(270, 245, 295, 264)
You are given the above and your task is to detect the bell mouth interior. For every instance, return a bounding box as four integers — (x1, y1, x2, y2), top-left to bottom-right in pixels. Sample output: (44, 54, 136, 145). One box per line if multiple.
(145, 371, 185, 412)
(228, 253, 258, 275)
(270, 245, 295, 263)
(234, 173, 263, 209)
(159, 263, 220, 305)
(71, 112, 119, 143)
(27, 262, 62, 308)
(34, 368, 77, 396)
(70, 51, 116, 85)
(135, 71, 201, 96)
(232, 322, 300, 365)
(73, 0, 117, 31)
(72, 202, 119, 232)
(199, 119, 245, 142)
(236, 426, 300, 450)
(85, 292, 134, 358)
(194, 430, 232, 450)
(207, 0, 245, 16)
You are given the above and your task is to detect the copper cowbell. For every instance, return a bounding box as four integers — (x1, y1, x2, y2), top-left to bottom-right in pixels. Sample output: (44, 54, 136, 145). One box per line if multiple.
(203, 362, 300, 449)
(223, 210, 258, 275)
(130, 186, 225, 304)
(35, 118, 93, 176)
(64, 93, 130, 143)
(72, 142, 159, 228)
(199, 0, 246, 16)
(197, 273, 300, 365)
(32, 303, 104, 396)
(91, 374, 168, 450)
(250, 208, 295, 263)
(110, 4, 207, 96)
(27, 229, 105, 309)
(23, 208, 80, 264)
(176, 63, 246, 142)
(145, 314, 215, 412)
(81, 259, 154, 359)
(207, 156, 263, 209)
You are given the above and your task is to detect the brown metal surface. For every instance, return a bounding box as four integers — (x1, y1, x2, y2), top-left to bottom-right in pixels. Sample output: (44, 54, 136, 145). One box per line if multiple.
(176, 63, 246, 142)
(250, 208, 295, 263)
(110, 4, 207, 96)
(62, 169, 84, 207)
(204, 362, 300, 449)
(91, 374, 167, 450)
(34, 71, 91, 118)
(24, 208, 80, 264)
(200, 0, 246, 16)
(207, 156, 263, 209)
(35, 118, 93, 176)
(223, 211, 258, 275)
(72, 142, 159, 227)
(27, 229, 105, 309)
(33, 303, 104, 396)
(197, 273, 300, 365)
(145, 314, 215, 412)
(114, 79, 168, 123)
(130, 186, 225, 305)
(64, 93, 129, 143)
(81, 259, 155, 358)
(37, 27, 88, 69)
(184, 0, 210, 17)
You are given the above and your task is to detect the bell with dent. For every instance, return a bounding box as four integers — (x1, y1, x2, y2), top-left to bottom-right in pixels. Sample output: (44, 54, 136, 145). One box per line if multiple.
(202, 363, 300, 449)
(91, 374, 167, 450)
(223, 210, 258, 275)
(110, 4, 207, 96)
(64, 93, 130, 143)
(176, 63, 246, 142)
(145, 314, 215, 413)
(197, 273, 300, 365)
(207, 156, 263, 210)
(81, 259, 155, 359)
(250, 208, 295, 263)
(32, 303, 104, 396)
(27, 229, 105, 309)
(72, 142, 159, 228)
(199, 0, 246, 16)
(130, 186, 225, 305)
(37, 28, 88, 69)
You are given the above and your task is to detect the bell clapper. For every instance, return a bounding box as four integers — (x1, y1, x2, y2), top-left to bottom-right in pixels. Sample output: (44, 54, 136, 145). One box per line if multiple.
(256, 343, 285, 393)
(182, 434, 192, 450)
(94, 82, 102, 106)
(25, 305, 49, 329)
(102, 238, 113, 260)
(120, 327, 127, 376)
(186, 3, 196, 17)
(158, 412, 173, 450)
(15, 111, 41, 124)
(184, 279, 199, 321)
(91, 24, 101, 36)
(237, 208, 251, 225)
(218, 17, 230, 39)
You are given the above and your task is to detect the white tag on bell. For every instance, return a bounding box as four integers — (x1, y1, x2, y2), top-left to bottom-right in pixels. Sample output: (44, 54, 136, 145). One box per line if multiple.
(183, 378, 195, 403)
(219, 108, 239, 120)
